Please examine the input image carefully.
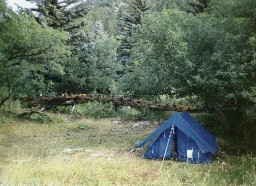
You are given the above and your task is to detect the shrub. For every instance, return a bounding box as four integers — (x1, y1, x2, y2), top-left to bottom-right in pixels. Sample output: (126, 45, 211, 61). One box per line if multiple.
(78, 101, 116, 119)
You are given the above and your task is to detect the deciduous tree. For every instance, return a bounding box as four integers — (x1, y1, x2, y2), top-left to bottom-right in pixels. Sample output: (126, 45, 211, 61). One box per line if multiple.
(0, 1, 69, 106)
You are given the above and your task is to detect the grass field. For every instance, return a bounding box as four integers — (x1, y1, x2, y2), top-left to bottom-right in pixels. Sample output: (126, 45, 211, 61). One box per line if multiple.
(0, 113, 255, 185)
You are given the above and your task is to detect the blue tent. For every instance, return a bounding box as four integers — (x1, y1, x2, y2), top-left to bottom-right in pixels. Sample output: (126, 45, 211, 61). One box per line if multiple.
(135, 111, 217, 164)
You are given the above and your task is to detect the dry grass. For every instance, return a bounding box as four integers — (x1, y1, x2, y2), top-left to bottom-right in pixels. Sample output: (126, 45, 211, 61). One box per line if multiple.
(0, 113, 255, 185)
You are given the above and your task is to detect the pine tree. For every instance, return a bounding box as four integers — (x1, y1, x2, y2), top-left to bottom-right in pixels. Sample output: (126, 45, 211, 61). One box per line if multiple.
(28, 0, 88, 29)
(27, 0, 89, 53)
(24, 1, 90, 94)
(188, 0, 211, 13)
(26, 0, 120, 94)
(116, 0, 150, 69)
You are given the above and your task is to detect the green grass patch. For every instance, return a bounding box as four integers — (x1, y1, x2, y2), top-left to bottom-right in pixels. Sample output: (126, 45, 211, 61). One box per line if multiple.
(0, 114, 255, 185)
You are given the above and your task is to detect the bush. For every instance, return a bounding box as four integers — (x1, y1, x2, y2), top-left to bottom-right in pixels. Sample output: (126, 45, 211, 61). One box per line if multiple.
(77, 101, 116, 119)
(24, 113, 64, 124)
(115, 106, 141, 120)
(75, 101, 172, 121)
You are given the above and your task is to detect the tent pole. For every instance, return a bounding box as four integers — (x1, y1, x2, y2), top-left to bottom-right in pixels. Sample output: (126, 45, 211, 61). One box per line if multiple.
(159, 125, 175, 172)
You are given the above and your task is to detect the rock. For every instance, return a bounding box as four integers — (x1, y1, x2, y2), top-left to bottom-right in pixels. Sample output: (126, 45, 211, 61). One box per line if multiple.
(131, 123, 139, 128)
(112, 120, 120, 124)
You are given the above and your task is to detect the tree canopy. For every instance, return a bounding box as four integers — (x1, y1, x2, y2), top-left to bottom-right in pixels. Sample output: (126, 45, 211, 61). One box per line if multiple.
(0, 0, 69, 105)
(0, 0, 256, 130)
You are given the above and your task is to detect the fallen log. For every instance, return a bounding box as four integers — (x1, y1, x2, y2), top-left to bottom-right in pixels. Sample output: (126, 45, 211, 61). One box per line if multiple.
(20, 94, 204, 113)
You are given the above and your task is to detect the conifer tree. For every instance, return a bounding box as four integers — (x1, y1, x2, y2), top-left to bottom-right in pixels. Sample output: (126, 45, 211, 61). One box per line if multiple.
(116, 0, 150, 69)
(27, 0, 89, 52)
(26, 0, 119, 94)
(188, 0, 211, 13)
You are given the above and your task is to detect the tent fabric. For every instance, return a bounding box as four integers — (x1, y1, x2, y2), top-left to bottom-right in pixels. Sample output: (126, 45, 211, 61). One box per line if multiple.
(135, 115, 177, 148)
(135, 111, 217, 164)
(180, 111, 217, 150)
(144, 126, 175, 160)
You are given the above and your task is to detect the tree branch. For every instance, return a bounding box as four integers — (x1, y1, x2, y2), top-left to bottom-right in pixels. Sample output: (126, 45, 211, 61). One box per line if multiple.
(8, 45, 54, 66)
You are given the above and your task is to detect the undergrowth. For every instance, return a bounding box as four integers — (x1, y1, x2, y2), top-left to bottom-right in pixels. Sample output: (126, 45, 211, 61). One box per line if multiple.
(57, 101, 173, 122)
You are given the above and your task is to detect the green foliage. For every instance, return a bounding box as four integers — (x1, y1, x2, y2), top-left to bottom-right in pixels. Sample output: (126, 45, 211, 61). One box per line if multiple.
(121, 8, 188, 96)
(13, 64, 59, 97)
(90, 5, 118, 36)
(28, 113, 53, 123)
(79, 124, 92, 130)
(116, 0, 151, 69)
(24, 0, 90, 94)
(83, 21, 119, 94)
(52, 20, 119, 94)
(122, 1, 256, 112)
(0, 14, 69, 64)
(78, 101, 116, 118)
(23, 113, 64, 124)
(115, 106, 141, 120)
(28, 0, 89, 30)
(27, 1, 120, 95)
(0, 0, 255, 138)
(0, 2, 69, 101)
(75, 101, 172, 121)
(137, 109, 173, 121)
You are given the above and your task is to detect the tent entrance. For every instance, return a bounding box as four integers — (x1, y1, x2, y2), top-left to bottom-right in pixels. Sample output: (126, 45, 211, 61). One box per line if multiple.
(143, 125, 176, 160)
(171, 128, 178, 159)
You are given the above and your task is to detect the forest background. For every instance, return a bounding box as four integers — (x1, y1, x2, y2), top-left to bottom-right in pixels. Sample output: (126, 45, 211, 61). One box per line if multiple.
(0, 0, 256, 149)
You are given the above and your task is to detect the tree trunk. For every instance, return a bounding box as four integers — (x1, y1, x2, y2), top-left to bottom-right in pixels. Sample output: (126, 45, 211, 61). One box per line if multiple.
(20, 94, 201, 112)
(212, 101, 230, 130)
(0, 77, 12, 109)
